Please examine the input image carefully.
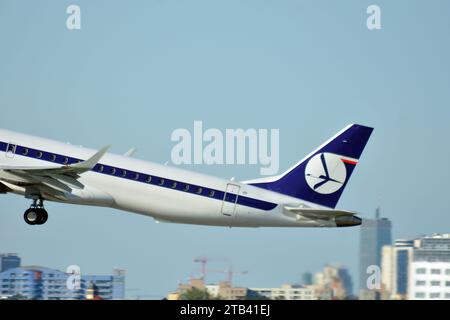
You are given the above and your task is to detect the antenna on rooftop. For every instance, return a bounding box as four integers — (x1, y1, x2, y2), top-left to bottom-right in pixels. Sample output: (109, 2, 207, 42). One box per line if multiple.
(375, 206, 381, 219)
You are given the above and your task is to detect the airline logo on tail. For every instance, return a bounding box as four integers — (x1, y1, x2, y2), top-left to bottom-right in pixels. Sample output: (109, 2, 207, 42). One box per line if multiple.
(247, 124, 373, 208)
(305, 153, 358, 194)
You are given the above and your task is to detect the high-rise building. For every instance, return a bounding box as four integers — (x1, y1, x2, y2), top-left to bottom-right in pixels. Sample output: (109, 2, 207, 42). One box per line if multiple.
(381, 239, 414, 299)
(0, 266, 125, 300)
(0, 253, 21, 272)
(301, 272, 313, 286)
(408, 234, 450, 300)
(359, 207, 392, 296)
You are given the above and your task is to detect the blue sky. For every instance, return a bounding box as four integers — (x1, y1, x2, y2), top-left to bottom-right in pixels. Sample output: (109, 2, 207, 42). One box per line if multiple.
(1, 0, 450, 298)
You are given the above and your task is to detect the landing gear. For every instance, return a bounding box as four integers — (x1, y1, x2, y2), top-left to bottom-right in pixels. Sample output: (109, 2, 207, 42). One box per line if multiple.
(24, 199, 48, 225)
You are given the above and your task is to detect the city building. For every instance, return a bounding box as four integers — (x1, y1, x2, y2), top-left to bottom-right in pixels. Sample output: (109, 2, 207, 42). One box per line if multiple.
(170, 264, 354, 300)
(381, 239, 414, 299)
(0, 266, 125, 300)
(301, 272, 313, 286)
(171, 279, 318, 300)
(84, 268, 126, 300)
(358, 287, 390, 300)
(408, 234, 450, 300)
(314, 264, 354, 299)
(0, 253, 21, 273)
(409, 262, 450, 300)
(172, 278, 248, 300)
(359, 207, 392, 298)
(249, 284, 317, 300)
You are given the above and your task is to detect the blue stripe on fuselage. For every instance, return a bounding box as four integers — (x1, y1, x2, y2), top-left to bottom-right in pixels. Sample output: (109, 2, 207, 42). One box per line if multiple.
(0, 142, 277, 211)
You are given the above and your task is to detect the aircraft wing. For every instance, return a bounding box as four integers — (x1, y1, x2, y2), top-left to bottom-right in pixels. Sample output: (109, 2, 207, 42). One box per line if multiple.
(0, 181, 11, 194)
(0, 145, 110, 195)
(283, 206, 357, 220)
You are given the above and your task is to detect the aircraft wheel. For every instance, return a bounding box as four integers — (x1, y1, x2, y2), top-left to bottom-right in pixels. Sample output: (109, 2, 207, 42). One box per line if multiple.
(24, 208, 40, 225)
(37, 209, 48, 225)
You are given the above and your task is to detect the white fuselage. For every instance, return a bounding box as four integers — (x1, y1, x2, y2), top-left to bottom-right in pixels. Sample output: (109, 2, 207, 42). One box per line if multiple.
(0, 129, 335, 228)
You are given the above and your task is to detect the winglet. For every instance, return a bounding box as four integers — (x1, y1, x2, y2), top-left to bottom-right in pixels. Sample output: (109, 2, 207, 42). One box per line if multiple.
(123, 148, 137, 157)
(71, 145, 111, 171)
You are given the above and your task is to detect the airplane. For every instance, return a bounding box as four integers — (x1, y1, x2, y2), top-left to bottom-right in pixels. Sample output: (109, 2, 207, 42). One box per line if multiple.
(0, 124, 373, 228)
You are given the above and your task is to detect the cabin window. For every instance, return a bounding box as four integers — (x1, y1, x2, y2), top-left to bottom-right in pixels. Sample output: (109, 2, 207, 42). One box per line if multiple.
(22, 148, 29, 156)
(159, 178, 165, 186)
(98, 165, 104, 172)
(62, 157, 69, 165)
(184, 185, 190, 192)
(134, 173, 139, 180)
(111, 167, 116, 175)
(50, 154, 56, 161)
(196, 187, 203, 194)
(171, 181, 177, 189)
(146, 176, 152, 183)
(36, 151, 43, 159)
(121, 170, 127, 177)
(209, 190, 215, 197)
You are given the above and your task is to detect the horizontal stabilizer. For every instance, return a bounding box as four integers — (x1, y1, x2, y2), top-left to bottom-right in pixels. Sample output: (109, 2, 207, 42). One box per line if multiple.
(284, 206, 362, 227)
(284, 206, 357, 219)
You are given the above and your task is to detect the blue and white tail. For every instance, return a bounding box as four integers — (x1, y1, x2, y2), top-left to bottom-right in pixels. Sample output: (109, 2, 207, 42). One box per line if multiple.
(247, 124, 374, 208)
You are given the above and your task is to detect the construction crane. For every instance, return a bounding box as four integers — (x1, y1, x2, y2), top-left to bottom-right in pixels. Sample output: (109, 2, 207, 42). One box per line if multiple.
(193, 256, 209, 280)
(226, 265, 248, 285)
(205, 265, 248, 286)
(193, 256, 230, 280)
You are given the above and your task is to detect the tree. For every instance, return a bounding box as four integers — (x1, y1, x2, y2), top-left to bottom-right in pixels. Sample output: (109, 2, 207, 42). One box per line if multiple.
(8, 294, 27, 300)
(245, 292, 270, 300)
(179, 287, 212, 300)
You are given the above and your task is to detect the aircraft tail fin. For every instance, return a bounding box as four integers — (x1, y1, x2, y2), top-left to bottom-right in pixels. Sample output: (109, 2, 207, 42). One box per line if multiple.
(246, 124, 373, 208)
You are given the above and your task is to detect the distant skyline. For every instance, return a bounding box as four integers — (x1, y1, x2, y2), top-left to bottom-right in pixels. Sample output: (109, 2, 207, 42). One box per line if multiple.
(1, 1, 450, 298)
